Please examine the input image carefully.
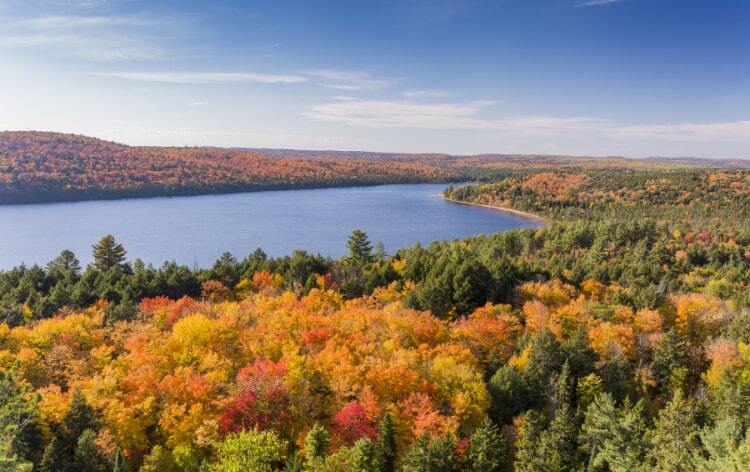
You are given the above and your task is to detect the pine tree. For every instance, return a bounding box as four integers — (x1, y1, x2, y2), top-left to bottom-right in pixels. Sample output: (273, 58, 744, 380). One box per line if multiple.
(466, 417, 507, 472)
(0, 368, 41, 464)
(580, 393, 648, 472)
(694, 417, 745, 471)
(540, 361, 580, 471)
(74, 429, 108, 472)
(112, 448, 129, 472)
(350, 437, 380, 472)
(376, 411, 396, 472)
(513, 410, 546, 472)
(304, 424, 330, 466)
(346, 230, 374, 266)
(61, 389, 97, 453)
(651, 328, 689, 394)
(646, 390, 701, 472)
(39, 437, 66, 472)
(402, 435, 457, 472)
(514, 363, 580, 472)
(139, 445, 177, 472)
(92, 235, 127, 271)
(452, 259, 490, 316)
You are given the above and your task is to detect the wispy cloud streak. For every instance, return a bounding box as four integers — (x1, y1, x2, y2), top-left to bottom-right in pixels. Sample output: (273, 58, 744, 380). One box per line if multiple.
(305, 69, 397, 91)
(305, 97, 750, 143)
(98, 71, 307, 84)
(575, 0, 624, 7)
(0, 13, 180, 60)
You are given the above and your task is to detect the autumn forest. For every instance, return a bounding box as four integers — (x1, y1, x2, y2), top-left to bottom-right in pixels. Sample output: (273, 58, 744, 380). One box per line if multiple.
(2, 133, 750, 471)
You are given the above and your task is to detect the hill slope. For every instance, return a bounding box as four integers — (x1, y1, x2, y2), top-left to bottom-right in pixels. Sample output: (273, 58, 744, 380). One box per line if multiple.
(0, 131, 735, 205)
(0, 132, 456, 204)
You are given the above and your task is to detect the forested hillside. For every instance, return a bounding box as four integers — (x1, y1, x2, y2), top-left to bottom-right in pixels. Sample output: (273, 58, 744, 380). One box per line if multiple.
(445, 169, 750, 231)
(5, 162, 750, 470)
(0, 131, 715, 205)
(0, 132, 455, 204)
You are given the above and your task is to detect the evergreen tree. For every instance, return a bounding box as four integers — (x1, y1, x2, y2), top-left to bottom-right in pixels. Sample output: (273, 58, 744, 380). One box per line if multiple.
(282, 453, 304, 472)
(346, 230, 374, 266)
(452, 259, 490, 316)
(304, 424, 330, 466)
(515, 363, 580, 472)
(46, 250, 81, 281)
(693, 417, 745, 471)
(39, 437, 66, 472)
(540, 361, 580, 471)
(349, 437, 380, 472)
(376, 411, 396, 472)
(212, 429, 288, 472)
(0, 367, 41, 464)
(402, 435, 457, 472)
(92, 235, 127, 271)
(512, 410, 546, 472)
(651, 328, 689, 395)
(579, 393, 648, 472)
(646, 390, 701, 472)
(74, 429, 108, 472)
(0, 455, 33, 472)
(466, 417, 507, 472)
(139, 445, 177, 472)
(61, 389, 97, 454)
(112, 448, 129, 472)
(488, 365, 531, 425)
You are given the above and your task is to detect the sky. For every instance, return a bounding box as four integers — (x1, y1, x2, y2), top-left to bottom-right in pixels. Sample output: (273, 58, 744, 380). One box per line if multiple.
(0, 0, 748, 158)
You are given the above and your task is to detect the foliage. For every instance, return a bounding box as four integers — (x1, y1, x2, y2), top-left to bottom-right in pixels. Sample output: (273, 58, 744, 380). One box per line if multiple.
(211, 429, 288, 472)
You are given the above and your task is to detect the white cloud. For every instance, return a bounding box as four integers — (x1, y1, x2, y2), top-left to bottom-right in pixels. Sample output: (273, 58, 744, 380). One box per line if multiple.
(305, 69, 397, 91)
(187, 101, 209, 107)
(305, 97, 750, 144)
(610, 121, 750, 143)
(402, 89, 450, 98)
(575, 0, 623, 7)
(99, 71, 307, 84)
(0, 14, 175, 60)
(305, 98, 595, 131)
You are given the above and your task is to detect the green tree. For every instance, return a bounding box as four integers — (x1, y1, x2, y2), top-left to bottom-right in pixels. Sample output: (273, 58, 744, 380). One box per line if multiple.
(646, 390, 701, 472)
(92, 235, 127, 271)
(402, 435, 457, 472)
(376, 411, 396, 472)
(47, 250, 81, 281)
(39, 437, 66, 472)
(651, 328, 689, 395)
(579, 393, 648, 472)
(539, 361, 580, 471)
(304, 424, 330, 467)
(138, 445, 177, 472)
(452, 259, 490, 316)
(488, 365, 530, 425)
(74, 429, 108, 472)
(60, 389, 97, 454)
(692, 417, 747, 471)
(349, 437, 380, 472)
(212, 429, 288, 472)
(0, 368, 41, 464)
(346, 230, 374, 266)
(466, 417, 507, 472)
(112, 448, 129, 472)
(512, 410, 546, 472)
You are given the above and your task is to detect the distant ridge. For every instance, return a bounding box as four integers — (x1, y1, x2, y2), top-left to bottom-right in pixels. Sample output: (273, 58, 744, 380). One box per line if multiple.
(0, 130, 745, 205)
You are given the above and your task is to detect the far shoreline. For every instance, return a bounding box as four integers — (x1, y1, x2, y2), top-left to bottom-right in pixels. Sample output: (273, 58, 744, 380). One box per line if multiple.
(443, 196, 547, 224)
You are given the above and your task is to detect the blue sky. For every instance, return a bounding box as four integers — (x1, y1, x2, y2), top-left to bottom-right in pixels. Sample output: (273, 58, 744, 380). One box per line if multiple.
(1, 0, 748, 157)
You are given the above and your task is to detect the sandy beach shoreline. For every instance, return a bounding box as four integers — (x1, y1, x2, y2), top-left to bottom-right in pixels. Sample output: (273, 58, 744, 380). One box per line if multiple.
(443, 196, 547, 224)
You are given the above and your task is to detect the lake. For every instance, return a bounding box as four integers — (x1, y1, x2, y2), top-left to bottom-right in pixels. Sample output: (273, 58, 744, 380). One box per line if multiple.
(0, 183, 541, 269)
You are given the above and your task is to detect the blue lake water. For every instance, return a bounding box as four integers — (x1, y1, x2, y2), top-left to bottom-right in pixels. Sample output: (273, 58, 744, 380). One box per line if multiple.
(0, 184, 541, 269)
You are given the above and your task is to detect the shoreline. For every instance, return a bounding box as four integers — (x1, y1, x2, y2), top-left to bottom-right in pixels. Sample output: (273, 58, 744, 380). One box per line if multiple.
(443, 196, 547, 224)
